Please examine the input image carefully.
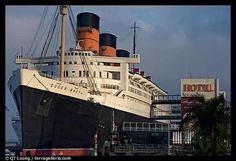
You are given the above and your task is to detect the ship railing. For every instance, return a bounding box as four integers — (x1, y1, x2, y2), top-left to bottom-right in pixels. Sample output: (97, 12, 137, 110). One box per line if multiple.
(38, 72, 59, 80)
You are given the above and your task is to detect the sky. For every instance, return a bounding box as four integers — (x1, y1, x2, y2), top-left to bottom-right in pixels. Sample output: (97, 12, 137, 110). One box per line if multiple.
(5, 6, 230, 141)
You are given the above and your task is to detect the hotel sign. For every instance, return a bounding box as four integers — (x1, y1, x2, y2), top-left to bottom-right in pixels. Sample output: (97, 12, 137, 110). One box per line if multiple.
(181, 79, 219, 100)
(183, 84, 214, 92)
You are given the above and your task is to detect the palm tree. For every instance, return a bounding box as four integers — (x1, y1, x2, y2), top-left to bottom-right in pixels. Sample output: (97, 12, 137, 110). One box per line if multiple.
(180, 95, 230, 155)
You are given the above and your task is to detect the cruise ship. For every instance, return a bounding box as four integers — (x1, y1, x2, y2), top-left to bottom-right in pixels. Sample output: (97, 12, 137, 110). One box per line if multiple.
(8, 6, 167, 151)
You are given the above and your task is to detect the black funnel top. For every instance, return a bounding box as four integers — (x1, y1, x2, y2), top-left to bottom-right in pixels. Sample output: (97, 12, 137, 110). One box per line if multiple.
(77, 12, 100, 30)
(100, 33, 117, 48)
(116, 49, 130, 57)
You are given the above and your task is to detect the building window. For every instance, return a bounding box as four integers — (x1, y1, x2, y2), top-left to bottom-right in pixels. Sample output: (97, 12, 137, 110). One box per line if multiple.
(74, 61, 77, 64)
(64, 62, 66, 64)
(79, 53, 81, 56)
(69, 61, 72, 64)
(65, 53, 67, 56)
(83, 71, 85, 77)
(72, 71, 75, 73)
(66, 71, 68, 77)
(107, 72, 109, 78)
(93, 71, 96, 77)
(68, 53, 70, 56)
(98, 62, 100, 65)
(100, 72, 102, 78)
(71, 53, 74, 56)
(88, 53, 90, 56)
(75, 53, 78, 56)
(85, 53, 87, 56)
(57, 62, 59, 65)
(51, 71, 53, 75)
(90, 62, 93, 65)
(81, 53, 84, 56)
(79, 71, 82, 77)
(82, 62, 85, 64)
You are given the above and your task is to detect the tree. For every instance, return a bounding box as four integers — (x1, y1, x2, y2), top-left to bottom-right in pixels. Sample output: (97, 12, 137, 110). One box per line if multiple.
(180, 95, 230, 155)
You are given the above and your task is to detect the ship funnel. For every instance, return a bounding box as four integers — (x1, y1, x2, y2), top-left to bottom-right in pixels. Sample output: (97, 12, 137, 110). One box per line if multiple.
(99, 33, 117, 57)
(77, 12, 100, 54)
(116, 49, 130, 57)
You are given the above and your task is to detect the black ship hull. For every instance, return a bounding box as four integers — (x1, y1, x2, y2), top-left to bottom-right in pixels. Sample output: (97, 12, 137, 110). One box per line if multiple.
(14, 85, 152, 149)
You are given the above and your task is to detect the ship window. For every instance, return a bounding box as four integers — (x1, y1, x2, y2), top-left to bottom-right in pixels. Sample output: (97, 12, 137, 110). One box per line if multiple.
(85, 53, 87, 56)
(79, 71, 82, 77)
(79, 53, 81, 56)
(75, 53, 78, 56)
(88, 53, 90, 56)
(68, 53, 70, 56)
(86, 71, 89, 77)
(74, 61, 77, 64)
(71, 53, 74, 56)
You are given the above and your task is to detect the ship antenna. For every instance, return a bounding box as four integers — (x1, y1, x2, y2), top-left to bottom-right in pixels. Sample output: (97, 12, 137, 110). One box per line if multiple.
(131, 22, 140, 70)
(59, 5, 68, 82)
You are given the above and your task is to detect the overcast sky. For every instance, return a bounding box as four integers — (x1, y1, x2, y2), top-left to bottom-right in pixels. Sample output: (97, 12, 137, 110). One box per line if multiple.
(5, 6, 230, 141)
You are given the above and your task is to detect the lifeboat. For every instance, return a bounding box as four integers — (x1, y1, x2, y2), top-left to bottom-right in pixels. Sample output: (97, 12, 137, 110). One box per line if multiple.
(139, 77, 148, 84)
(132, 74, 142, 81)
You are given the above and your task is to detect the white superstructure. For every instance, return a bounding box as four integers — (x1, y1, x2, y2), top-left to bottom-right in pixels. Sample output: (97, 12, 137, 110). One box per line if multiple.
(9, 49, 167, 119)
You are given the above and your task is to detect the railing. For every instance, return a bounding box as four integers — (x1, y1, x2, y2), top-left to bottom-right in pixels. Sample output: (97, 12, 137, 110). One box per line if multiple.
(152, 95, 181, 104)
(38, 72, 58, 80)
(150, 114, 182, 120)
(168, 145, 195, 155)
(113, 144, 167, 154)
(122, 122, 179, 132)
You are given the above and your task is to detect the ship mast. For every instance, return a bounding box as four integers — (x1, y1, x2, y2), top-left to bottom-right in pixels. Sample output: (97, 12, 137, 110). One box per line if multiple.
(131, 22, 139, 55)
(131, 22, 139, 70)
(59, 5, 68, 81)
